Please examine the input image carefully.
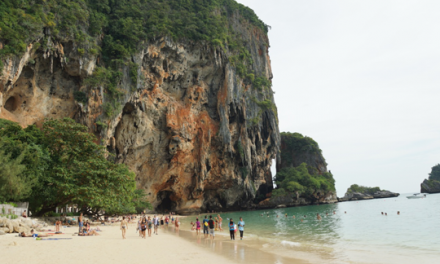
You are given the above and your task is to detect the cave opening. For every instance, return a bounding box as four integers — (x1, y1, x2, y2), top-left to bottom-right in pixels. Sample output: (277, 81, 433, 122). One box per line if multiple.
(156, 191, 176, 213)
(4, 96, 18, 112)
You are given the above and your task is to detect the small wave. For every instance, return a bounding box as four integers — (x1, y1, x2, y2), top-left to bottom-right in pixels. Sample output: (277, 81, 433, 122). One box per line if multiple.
(281, 240, 301, 247)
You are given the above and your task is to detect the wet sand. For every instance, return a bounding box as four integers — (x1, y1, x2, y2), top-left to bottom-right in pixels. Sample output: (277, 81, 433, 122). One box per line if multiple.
(0, 221, 310, 264)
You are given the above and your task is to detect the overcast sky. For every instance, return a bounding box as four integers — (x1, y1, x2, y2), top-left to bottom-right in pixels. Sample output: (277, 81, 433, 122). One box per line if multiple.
(237, 0, 440, 195)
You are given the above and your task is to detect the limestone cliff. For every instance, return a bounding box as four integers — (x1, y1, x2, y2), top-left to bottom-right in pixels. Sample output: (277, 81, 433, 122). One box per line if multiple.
(258, 132, 337, 208)
(421, 179, 440, 194)
(0, 5, 279, 214)
(338, 184, 399, 202)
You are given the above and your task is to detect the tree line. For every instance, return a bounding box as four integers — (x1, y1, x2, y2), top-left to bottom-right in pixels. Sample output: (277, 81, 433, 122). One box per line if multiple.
(0, 118, 150, 217)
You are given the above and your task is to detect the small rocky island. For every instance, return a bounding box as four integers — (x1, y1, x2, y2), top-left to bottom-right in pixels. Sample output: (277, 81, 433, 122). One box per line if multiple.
(420, 164, 440, 193)
(338, 184, 399, 202)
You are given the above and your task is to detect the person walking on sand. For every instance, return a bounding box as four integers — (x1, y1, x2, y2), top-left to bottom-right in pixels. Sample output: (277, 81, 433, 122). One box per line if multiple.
(141, 217, 147, 239)
(78, 213, 84, 233)
(229, 218, 235, 240)
(147, 216, 153, 237)
(238, 217, 245, 240)
(203, 215, 209, 239)
(196, 218, 201, 235)
(175, 217, 180, 231)
(217, 214, 223, 231)
(208, 215, 215, 240)
(153, 215, 159, 235)
(121, 216, 128, 239)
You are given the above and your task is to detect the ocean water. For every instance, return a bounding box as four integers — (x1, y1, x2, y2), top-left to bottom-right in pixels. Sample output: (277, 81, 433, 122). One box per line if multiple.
(179, 193, 440, 264)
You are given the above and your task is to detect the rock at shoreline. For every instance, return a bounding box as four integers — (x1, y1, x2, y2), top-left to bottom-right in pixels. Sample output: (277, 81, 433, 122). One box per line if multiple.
(338, 190, 399, 202)
(420, 179, 440, 194)
(0, 230, 5, 235)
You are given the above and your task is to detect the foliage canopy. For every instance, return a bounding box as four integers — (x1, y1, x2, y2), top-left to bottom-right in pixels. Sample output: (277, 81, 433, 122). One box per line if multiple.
(429, 164, 440, 182)
(273, 163, 335, 198)
(0, 118, 149, 216)
(345, 184, 382, 195)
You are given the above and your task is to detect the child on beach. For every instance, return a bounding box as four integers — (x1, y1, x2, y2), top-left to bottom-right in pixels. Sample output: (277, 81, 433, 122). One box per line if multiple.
(196, 218, 201, 235)
(229, 219, 235, 240)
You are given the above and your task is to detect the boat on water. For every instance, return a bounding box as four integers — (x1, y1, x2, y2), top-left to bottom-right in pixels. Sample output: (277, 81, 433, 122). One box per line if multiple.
(406, 193, 427, 199)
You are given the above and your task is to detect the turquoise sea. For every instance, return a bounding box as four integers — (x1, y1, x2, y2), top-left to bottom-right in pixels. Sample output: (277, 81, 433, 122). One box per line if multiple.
(179, 193, 440, 264)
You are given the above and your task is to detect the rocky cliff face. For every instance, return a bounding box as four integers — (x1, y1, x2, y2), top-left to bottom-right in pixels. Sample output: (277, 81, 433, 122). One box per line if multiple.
(421, 179, 440, 194)
(258, 133, 337, 208)
(338, 190, 399, 202)
(0, 16, 279, 214)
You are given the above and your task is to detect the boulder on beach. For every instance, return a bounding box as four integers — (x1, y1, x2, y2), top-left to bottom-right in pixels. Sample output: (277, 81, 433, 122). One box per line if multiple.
(0, 230, 5, 235)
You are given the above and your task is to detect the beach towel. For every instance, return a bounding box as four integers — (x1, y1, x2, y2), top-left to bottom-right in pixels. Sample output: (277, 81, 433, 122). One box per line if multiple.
(41, 238, 73, 241)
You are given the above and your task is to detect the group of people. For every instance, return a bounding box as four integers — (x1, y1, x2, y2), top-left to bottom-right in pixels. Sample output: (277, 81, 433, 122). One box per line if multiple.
(120, 214, 180, 239)
(191, 214, 245, 241)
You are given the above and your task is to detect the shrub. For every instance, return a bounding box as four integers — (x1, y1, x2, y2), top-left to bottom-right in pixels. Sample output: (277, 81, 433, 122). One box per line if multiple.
(73, 91, 88, 104)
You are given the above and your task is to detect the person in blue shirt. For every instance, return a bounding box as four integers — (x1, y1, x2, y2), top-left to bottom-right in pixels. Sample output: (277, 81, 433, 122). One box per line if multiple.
(229, 218, 235, 240)
(238, 217, 245, 240)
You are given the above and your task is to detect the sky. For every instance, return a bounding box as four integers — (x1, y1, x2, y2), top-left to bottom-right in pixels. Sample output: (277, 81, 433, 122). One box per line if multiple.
(237, 0, 440, 195)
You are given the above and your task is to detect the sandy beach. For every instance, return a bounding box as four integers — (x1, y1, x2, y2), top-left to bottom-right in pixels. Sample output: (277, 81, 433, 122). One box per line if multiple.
(0, 221, 237, 264)
(0, 217, 312, 264)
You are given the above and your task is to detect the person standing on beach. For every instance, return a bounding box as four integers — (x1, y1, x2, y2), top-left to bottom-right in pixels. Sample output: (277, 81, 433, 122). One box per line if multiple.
(229, 218, 235, 240)
(196, 218, 201, 235)
(147, 216, 153, 237)
(217, 214, 223, 231)
(238, 217, 245, 240)
(78, 213, 83, 233)
(121, 216, 128, 239)
(141, 218, 147, 239)
(175, 217, 180, 231)
(153, 215, 159, 235)
(203, 216, 209, 238)
(208, 215, 215, 240)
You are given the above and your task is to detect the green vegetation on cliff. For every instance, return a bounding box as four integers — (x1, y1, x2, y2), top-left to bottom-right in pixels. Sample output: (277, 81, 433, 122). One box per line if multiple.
(272, 133, 335, 199)
(279, 132, 323, 166)
(0, 118, 149, 216)
(346, 184, 383, 195)
(1, 0, 273, 121)
(422, 164, 440, 191)
(273, 163, 335, 197)
(428, 164, 440, 182)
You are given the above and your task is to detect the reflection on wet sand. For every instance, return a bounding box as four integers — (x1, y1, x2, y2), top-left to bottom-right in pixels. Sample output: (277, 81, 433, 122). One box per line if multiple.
(167, 228, 312, 264)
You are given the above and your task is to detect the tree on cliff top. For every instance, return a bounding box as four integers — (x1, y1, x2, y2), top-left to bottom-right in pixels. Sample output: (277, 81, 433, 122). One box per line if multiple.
(429, 164, 440, 182)
(278, 132, 327, 172)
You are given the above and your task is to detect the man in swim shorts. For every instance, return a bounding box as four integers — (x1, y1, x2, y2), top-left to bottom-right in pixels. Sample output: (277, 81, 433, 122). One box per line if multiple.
(217, 214, 223, 231)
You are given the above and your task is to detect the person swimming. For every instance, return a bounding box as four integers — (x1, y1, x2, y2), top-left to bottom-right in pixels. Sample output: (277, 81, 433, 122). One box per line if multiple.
(317, 213, 322, 220)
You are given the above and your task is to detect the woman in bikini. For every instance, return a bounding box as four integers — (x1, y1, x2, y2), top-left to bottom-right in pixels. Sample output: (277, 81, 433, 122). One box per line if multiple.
(141, 217, 147, 239)
(120, 216, 128, 239)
